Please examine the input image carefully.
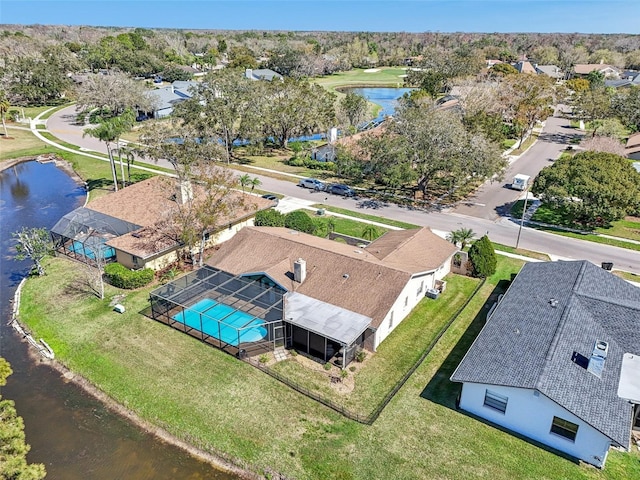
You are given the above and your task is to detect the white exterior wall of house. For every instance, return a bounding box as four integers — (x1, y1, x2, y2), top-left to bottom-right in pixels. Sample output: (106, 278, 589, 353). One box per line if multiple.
(374, 272, 434, 350)
(154, 107, 173, 119)
(458, 382, 614, 468)
(373, 257, 453, 349)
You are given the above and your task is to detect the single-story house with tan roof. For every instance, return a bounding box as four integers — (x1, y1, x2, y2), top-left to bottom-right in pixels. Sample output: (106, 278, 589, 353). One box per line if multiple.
(148, 225, 458, 365)
(51, 176, 273, 270)
(573, 64, 620, 78)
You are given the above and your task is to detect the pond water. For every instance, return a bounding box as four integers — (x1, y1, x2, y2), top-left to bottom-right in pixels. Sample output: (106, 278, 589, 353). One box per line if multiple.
(0, 161, 236, 480)
(344, 87, 414, 123)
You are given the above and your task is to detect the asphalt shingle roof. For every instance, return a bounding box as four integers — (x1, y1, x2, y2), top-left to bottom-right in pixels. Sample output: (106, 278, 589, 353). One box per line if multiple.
(451, 260, 640, 448)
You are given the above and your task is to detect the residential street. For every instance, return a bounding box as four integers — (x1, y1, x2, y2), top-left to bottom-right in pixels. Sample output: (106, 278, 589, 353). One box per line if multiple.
(44, 107, 640, 274)
(453, 109, 579, 220)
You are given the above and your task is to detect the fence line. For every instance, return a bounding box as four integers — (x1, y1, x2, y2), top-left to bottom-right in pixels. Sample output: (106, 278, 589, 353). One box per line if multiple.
(247, 277, 487, 425)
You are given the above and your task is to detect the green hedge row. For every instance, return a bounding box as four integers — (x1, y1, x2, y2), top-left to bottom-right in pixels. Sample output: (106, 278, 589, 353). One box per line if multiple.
(286, 157, 336, 171)
(104, 263, 155, 289)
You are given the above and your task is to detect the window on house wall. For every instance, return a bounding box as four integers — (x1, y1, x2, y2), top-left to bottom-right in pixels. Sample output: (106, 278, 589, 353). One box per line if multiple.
(483, 390, 508, 413)
(404, 296, 408, 307)
(389, 311, 394, 329)
(550, 416, 579, 441)
(417, 280, 424, 297)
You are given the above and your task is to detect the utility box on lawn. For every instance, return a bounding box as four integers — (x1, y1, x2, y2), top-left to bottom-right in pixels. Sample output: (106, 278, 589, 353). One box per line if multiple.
(511, 174, 530, 191)
(113, 304, 126, 314)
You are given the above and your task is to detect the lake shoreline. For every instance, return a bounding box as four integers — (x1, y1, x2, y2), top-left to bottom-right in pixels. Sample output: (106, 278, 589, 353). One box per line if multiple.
(5, 156, 266, 480)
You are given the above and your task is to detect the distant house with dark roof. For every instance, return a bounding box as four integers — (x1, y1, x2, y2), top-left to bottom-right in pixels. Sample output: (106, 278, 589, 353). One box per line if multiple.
(451, 260, 640, 468)
(605, 70, 640, 89)
(245, 68, 283, 81)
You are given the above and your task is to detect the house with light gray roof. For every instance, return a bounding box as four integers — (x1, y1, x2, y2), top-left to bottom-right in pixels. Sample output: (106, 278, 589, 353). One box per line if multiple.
(451, 260, 640, 468)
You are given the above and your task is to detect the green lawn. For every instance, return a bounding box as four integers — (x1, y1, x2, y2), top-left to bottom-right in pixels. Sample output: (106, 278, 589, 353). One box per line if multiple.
(510, 132, 539, 156)
(270, 273, 481, 414)
(313, 67, 409, 92)
(17, 255, 639, 479)
(311, 204, 420, 229)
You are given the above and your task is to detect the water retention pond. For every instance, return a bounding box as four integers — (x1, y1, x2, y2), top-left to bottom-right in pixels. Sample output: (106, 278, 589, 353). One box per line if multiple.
(0, 160, 237, 480)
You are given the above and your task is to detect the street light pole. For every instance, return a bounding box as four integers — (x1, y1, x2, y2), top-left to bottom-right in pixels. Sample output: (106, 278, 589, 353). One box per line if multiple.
(515, 187, 529, 250)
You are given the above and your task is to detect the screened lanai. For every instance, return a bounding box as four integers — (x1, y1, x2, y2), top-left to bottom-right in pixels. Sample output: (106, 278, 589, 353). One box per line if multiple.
(51, 207, 141, 264)
(149, 266, 285, 357)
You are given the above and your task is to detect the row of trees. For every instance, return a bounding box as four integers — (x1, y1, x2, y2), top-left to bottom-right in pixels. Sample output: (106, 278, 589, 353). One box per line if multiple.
(171, 69, 337, 157)
(2, 24, 639, 105)
(334, 96, 507, 200)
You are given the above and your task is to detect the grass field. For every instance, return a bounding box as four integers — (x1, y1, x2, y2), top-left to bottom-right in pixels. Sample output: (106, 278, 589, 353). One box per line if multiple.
(313, 68, 409, 92)
(18, 255, 639, 479)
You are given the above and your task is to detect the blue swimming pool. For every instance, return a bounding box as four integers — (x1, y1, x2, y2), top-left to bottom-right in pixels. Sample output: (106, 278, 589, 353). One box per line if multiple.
(69, 240, 116, 260)
(172, 298, 267, 346)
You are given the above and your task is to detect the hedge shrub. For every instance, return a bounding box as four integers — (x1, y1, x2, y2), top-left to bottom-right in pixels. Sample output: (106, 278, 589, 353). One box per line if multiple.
(254, 209, 285, 227)
(104, 263, 155, 289)
(468, 235, 497, 278)
(284, 210, 316, 234)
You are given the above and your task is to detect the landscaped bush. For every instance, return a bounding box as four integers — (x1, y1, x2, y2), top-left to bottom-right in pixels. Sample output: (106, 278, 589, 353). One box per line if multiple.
(254, 209, 285, 227)
(468, 235, 497, 278)
(284, 157, 336, 171)
(284, 210, 316, 234)
(104, 263, 155, 289)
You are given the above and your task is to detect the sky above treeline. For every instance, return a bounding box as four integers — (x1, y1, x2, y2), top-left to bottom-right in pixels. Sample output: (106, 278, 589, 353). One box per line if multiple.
(2, 0, 639, 34)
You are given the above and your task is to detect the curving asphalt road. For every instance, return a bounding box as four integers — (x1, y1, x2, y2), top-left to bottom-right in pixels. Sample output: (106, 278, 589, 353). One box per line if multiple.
(45, 106, 640, 274)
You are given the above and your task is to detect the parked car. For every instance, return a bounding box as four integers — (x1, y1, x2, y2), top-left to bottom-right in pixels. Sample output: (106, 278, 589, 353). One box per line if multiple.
(298, 178, 325, 191)
(327, 184, 355, 197)
(261, 194, 279, 206)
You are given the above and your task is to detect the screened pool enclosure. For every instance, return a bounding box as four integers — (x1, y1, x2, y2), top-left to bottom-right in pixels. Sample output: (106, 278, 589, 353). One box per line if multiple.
(149, 266, 371, 367)
(149, 266, 286, 357)
(51, 207, 140, 264)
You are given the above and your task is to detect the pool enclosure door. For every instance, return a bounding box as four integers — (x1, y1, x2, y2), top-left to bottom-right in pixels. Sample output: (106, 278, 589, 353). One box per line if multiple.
(273, 324, 285, 348)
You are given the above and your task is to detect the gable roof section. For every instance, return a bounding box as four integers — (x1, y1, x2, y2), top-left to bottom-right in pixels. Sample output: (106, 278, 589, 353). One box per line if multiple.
(515, 61, 537, 74)
(367, 228, 457, 272)
(206, 226, 453, 328)
(451, 260, 640, 448)
(535, 64, 563, 79)
(573, 64, 620, 76)
(626, 132, 640, 156)
(88, 176, 272, 258)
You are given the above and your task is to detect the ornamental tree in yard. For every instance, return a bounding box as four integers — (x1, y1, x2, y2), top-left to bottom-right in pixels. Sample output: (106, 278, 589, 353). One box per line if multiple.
(532, 151, 640, 227)
(12, 227, 52, 276)
(468, 235, 497, 278)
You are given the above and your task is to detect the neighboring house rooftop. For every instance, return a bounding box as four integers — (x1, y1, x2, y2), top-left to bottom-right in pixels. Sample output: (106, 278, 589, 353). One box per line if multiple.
(87, 176, 272, 259)
(573, 64, 620, 76)
(144, 85, 191, 111)
(626, 132, 640, 156)
(514, 60, 537, 74)
(205, 226, 456, 329)
(451, 260, 640, 449)
(535, 64, 563, 79)
(245, 68, 283, 81)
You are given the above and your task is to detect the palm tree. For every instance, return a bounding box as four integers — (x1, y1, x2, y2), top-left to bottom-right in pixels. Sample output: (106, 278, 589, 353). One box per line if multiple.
(361, 224, 379, 241)
(447, 228, 476, 249)
(84, 120, 120, 191)
(249, 176, 261, 193)
(0, 98, 10, 137)
(238, 174, 251, 194)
